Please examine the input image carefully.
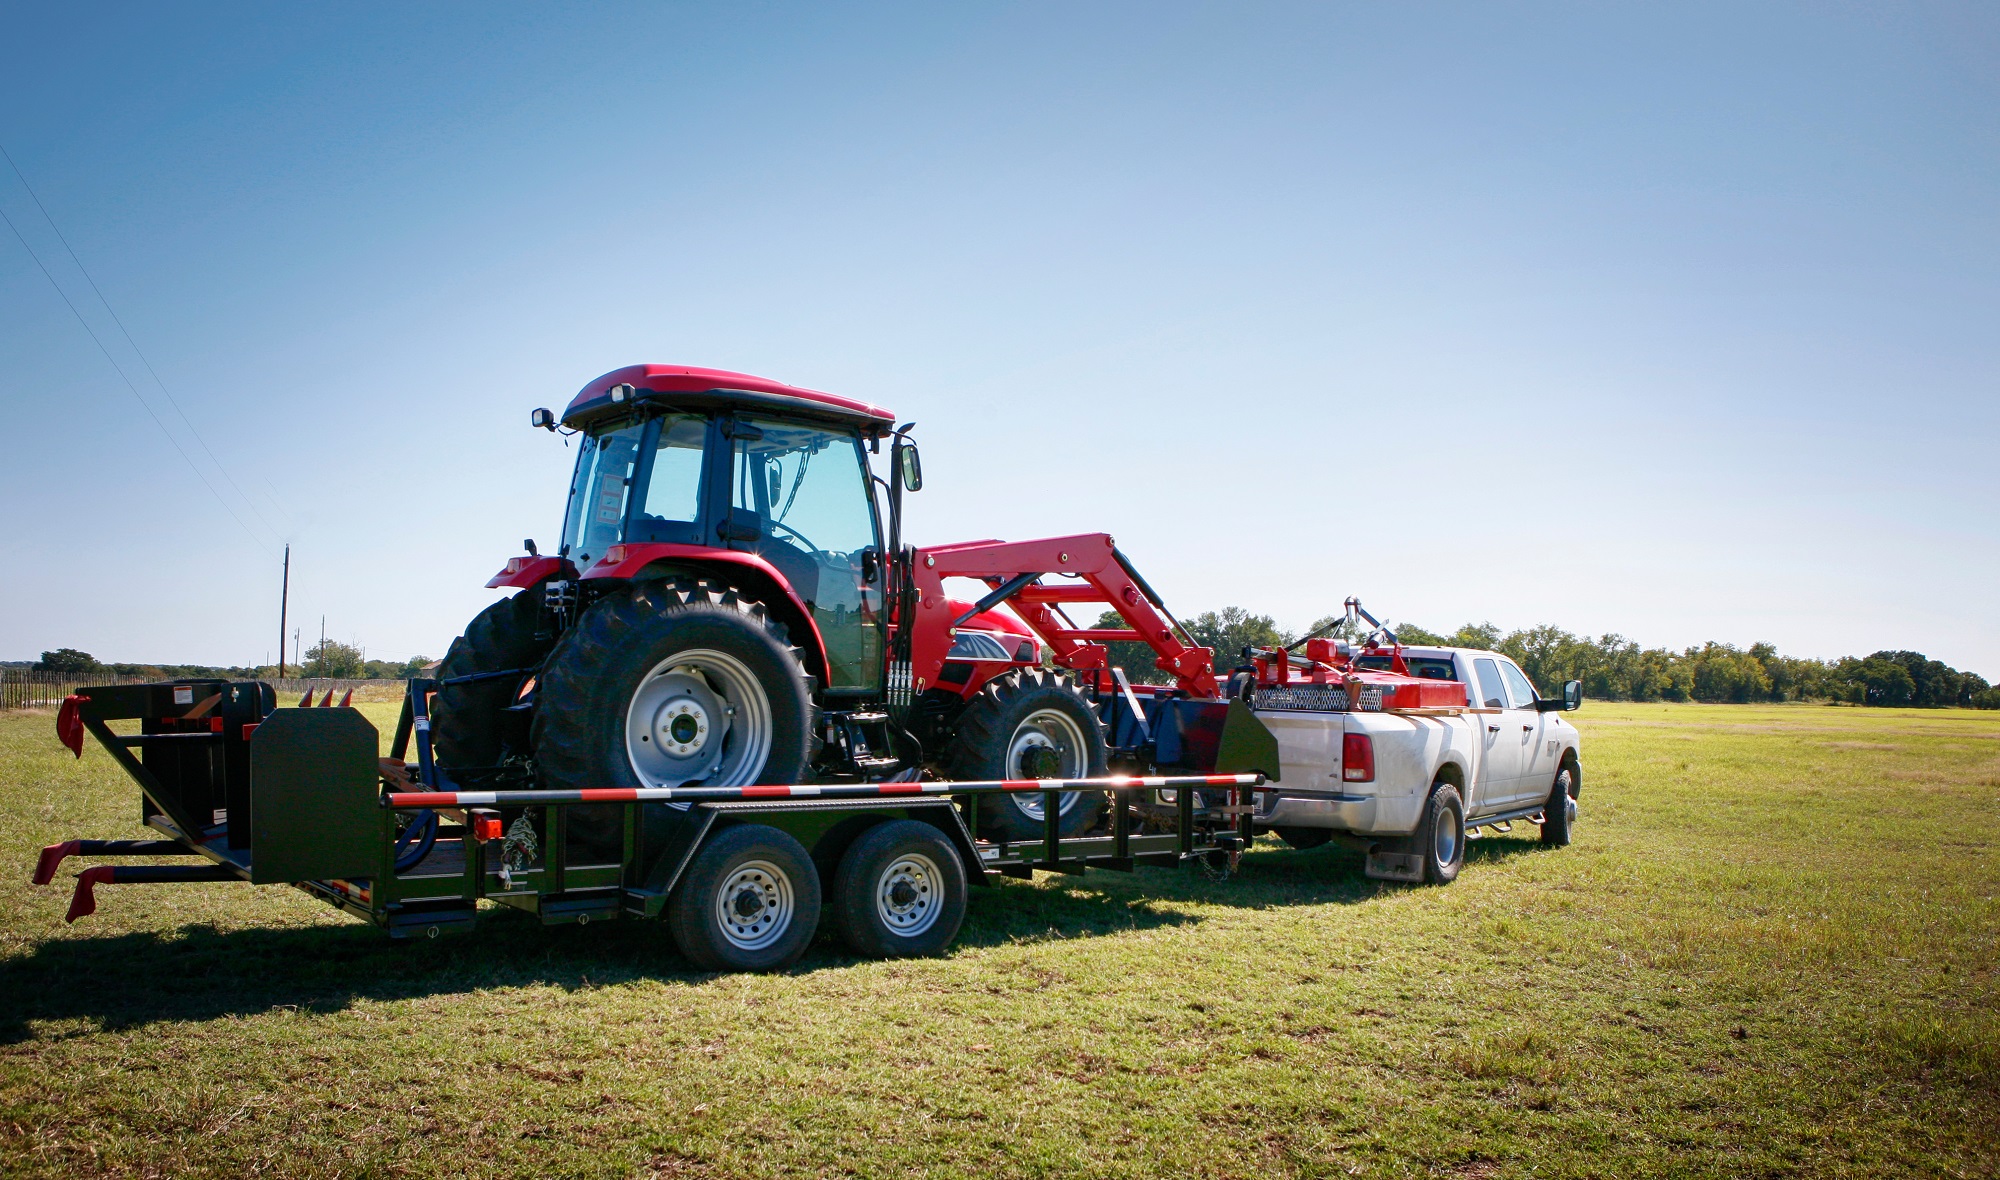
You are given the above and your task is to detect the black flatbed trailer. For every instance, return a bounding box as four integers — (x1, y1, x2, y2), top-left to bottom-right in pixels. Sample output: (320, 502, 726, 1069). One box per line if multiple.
(38, 678, 1273, 965)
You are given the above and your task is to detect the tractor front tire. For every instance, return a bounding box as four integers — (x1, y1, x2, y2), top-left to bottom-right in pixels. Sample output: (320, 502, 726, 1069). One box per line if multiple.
(944, 669, 1107, 843)
(533, 579, 813, 796)
(431, 585, 553, 772)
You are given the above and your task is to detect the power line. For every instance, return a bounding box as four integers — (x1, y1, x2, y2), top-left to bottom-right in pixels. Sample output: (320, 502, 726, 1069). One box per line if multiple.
(0, 201, 274, 555)
(0, 142, 294, 542)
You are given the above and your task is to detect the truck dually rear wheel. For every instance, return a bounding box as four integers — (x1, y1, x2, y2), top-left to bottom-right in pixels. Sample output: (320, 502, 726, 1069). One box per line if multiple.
(533, 578, 812, 804)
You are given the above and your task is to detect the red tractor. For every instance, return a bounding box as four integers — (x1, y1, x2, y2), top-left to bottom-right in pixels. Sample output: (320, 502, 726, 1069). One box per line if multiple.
(431, 364, 1233, 851)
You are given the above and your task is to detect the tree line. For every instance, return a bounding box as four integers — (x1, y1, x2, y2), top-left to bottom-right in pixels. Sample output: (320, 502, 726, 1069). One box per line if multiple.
(28, 643, 431, 682)
(1092, 610, 2000, 709)
(30, 613, 2000, 709)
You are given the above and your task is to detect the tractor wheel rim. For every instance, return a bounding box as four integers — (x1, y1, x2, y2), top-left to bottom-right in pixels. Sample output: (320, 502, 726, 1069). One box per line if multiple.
(875, 852, 943, 936)
(1006, 708, 1087, 821)
(713, 860, 793, 951)
(1434, 804, 1460, 865)
(625, 649, 771, 788)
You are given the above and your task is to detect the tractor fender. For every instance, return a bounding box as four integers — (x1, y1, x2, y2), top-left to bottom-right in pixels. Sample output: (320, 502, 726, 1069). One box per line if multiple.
(577, 543, 830, 689)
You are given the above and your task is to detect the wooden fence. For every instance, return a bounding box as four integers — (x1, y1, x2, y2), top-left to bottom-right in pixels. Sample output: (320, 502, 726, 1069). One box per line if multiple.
(0, 669, 405, 710)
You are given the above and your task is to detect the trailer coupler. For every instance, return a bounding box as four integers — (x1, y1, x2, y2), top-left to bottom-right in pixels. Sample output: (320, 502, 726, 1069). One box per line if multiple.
(62, 864, 243, 923)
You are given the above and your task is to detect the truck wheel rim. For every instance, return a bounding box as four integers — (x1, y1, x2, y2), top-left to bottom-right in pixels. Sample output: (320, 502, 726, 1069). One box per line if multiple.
(876, 852, 943, 936)
(714, 859, 793, 951)
(1005, 708, 1087, 821)
(626, 649, 771, 788)
(1434, 804, 1460, 865)
(1558, 770, 1577, 826)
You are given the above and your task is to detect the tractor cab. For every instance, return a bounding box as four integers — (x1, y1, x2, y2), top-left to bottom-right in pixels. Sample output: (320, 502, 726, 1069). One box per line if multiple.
(546, 366, 907, 696)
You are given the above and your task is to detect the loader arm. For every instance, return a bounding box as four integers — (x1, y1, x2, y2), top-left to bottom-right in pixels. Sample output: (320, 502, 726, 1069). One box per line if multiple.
(907, 532, 1218, 697)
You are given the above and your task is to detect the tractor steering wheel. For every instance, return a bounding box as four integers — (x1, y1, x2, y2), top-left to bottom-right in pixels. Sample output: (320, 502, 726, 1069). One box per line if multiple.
(765, 518, 822, 555)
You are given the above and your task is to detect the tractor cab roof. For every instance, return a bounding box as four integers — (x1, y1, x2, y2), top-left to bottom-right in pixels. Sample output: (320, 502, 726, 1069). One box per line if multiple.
(563, 365, 897, 434)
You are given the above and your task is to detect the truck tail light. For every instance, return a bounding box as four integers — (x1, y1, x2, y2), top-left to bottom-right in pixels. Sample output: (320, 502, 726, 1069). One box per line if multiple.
(1342, 733, 1374, 782)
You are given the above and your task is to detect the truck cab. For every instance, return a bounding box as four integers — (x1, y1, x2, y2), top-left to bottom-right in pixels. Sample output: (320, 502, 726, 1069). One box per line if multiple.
(1251, 646, 1582, 880)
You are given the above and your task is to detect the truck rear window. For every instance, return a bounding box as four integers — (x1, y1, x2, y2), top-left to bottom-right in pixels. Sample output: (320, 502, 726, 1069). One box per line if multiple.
(1355, 655, 1458, 681)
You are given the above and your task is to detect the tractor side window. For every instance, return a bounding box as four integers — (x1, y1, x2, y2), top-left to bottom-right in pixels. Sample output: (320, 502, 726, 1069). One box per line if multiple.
(627, 414, 707, 543)
(732, 419, 883, 692)
(560, 419, 644, 571)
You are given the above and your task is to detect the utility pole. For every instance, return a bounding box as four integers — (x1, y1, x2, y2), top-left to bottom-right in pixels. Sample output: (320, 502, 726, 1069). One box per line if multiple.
(277, 544, 290, 678)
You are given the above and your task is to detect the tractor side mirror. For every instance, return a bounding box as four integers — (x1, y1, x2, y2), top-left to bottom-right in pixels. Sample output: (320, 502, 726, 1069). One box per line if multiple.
(898, 442, 923, 492)
(530, 407, 556, 431)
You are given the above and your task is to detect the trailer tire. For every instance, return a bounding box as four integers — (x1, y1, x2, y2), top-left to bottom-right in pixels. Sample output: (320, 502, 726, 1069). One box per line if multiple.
(944, 669, 1107, 843)
(1417, 781, 1466, 885)
(1540, 759, 1577, 847)
(432, 585, 553, 772)
(831, 820, 968, 959)
(668, 823, 820, 972)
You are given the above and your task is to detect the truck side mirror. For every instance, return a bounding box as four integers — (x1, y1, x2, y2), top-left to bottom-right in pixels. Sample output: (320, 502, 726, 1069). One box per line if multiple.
(1536, 680, 1584, 712)
(898, 442, 923, 492)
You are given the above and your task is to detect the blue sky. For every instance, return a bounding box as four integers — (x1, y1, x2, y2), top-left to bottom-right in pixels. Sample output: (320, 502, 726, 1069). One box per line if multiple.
(3, 3, 1996, 675)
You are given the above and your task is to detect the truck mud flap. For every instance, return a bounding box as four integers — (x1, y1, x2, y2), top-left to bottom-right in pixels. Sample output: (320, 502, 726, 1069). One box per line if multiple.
(1364, 849, 1424, 882)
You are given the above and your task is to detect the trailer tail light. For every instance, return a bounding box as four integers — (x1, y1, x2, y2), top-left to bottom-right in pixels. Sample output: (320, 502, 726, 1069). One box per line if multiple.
(470, 813, 504, 842)
(1342, 733, 1375, 782)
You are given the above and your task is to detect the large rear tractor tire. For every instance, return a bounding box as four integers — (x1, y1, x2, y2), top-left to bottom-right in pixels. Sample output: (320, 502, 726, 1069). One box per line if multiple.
(944, 669, 1107, 843)
(534, 578, 812, 788)
(431, 585, 554, 774)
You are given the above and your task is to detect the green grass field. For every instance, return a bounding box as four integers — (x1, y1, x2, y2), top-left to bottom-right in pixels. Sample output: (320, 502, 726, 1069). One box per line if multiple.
(0, 701, 1994, 1178)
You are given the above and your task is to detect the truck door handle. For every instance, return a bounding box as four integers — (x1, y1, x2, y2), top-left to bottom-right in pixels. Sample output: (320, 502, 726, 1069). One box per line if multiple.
(1487, 725, 1500, 733)
(1522, 725, 1533, 732)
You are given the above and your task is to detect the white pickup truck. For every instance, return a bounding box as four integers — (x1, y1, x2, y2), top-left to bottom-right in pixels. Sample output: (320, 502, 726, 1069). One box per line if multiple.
(1247, 646, 1583, 884)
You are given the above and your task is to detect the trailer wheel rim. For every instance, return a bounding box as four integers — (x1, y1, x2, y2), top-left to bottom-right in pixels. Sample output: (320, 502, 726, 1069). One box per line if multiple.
(625, 649, 771, 788)
(1005, 708, 1088, 821)
(713, 859, 794, 951)
(875, 852, 943, 936)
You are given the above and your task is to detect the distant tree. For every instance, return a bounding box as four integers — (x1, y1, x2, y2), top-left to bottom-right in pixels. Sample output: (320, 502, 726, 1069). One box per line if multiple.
(302, 640, 365, 679)
(35, 648, 100, 673)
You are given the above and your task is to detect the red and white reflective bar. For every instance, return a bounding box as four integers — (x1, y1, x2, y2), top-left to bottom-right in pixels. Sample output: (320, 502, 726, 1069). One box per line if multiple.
(384, 773, 1263, 810)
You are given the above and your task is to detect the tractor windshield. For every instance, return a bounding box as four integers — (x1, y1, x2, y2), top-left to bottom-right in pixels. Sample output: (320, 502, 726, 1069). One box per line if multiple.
(560, 417, 645, 571)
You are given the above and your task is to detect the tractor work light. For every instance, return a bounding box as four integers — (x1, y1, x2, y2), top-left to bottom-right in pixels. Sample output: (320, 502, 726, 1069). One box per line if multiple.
(530, 407, 556, 430)
(609, 383, 634, 403)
